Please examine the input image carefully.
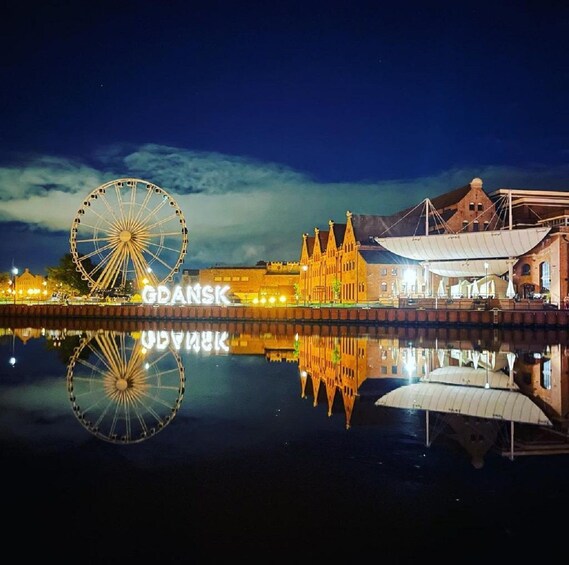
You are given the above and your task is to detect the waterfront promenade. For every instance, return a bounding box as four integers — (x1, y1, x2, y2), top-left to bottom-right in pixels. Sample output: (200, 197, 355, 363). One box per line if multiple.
(0, 301, 568, 329)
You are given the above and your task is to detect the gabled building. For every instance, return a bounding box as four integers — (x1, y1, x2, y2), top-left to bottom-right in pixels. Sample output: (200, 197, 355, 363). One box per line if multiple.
(299, 177, 569, 306)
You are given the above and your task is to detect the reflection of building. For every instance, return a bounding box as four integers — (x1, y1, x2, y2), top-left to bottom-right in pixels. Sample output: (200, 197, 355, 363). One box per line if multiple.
(198, 261, 300, 305)
(377, 344, 569, 465)
(297, 334, 428, 428)
(297, 332, 569, 464)
(515, 343, 569, 429)
(228, 332, 296, 362)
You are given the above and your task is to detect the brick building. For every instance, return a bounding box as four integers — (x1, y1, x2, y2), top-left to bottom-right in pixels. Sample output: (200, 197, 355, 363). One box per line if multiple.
(9, 268, 48, 302)
(198, 261, 300, 305)
(300, 178, 569, 307)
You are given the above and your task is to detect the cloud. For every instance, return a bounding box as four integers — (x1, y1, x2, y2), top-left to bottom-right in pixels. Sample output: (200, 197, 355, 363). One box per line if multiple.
(0, 144, 568, 272)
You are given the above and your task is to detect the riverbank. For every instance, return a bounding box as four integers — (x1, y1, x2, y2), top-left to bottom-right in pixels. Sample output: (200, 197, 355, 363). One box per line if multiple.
(0, 302, 568, 328)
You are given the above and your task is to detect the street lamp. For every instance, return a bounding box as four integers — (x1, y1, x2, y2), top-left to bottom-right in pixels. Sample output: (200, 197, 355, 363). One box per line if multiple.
(11, 267, 18, 304)
(484, 261, 489, 298)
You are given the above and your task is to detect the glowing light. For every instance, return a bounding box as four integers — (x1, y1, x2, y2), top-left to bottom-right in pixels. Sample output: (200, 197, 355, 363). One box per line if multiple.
(404, 269, 416, 284)
(141, 284, 231, 306)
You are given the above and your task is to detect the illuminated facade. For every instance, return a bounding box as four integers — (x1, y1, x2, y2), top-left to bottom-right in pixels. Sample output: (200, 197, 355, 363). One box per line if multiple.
(300, 179, 569, 306)
(9, 268, 49, 302)
(198, 261, 300, 305)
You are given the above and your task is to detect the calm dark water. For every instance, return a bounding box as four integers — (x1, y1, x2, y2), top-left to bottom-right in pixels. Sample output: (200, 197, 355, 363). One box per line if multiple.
(2, 321, 569, 561)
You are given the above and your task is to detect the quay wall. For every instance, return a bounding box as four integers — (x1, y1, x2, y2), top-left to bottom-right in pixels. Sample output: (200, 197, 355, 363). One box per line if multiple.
(0, 303, 568, 328)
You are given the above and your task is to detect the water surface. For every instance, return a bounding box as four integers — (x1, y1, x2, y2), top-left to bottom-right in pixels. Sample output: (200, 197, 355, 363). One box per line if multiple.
(2, 322, 568, 561)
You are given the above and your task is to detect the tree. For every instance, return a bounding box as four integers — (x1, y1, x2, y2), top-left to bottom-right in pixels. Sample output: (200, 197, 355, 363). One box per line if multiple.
(293, 282, 300, 304)
(47, 253, 92, 296)
(332, 278, 341, 303)
(0, 272, 10, 301)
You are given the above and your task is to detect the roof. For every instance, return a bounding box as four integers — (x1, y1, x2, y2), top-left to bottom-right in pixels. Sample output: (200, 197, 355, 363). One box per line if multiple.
(305, 235, 315, 256)
(351, 214, 403, 242)
(359, 249, 419, 265)
(317, 229, 329, 250)
(429, 184, 472, 210)
(330, 222, 347, 246)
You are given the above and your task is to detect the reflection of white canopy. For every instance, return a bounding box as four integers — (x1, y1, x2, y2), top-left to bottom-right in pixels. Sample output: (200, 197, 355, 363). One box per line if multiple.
(376, 382, 551, 426)
(423, 367, 517, 390)
(427, 258, 510, 277)
(375, 226, 550, 262)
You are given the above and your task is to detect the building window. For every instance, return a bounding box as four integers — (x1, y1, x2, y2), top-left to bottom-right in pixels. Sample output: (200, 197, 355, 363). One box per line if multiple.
(381, 282, 387, 292)
(232, 276, 239, 281)
(473, 220, 479, 232)
(391, 268, 398, 276)
(521, 263, 531, 276)
(469, 202, 475, 211)
(540, 261, 551, 292)
(477, 203, 483, 211)
(242, 276, 249, 281)
(484, 221, 489, 230)
(223, 276, 231, 282)
(214, 276, 222, 282)
(541, 359, 552, 390)
(381, 268, 387, 276)
(462, 220, 468, 230)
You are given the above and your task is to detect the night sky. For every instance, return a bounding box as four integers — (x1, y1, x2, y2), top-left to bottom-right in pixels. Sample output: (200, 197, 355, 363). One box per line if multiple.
(2, 0, 569, 274)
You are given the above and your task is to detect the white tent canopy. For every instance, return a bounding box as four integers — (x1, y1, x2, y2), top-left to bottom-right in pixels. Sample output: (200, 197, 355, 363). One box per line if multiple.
(375, 226, 550, 262)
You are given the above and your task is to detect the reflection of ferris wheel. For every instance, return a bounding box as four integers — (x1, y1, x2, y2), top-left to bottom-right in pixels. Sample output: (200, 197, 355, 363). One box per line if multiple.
(70, 178, 188, 295)
(66, 331, 185, 444)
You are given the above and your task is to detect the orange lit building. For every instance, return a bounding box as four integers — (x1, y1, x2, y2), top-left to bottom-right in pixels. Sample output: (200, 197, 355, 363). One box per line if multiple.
(9, 268, 49, 302)
(198, 261, 300, 305)
(300, 178, 569, 307)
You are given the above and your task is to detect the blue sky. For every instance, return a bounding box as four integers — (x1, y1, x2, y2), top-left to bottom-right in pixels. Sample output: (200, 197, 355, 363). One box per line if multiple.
(2, 1, 569, 274)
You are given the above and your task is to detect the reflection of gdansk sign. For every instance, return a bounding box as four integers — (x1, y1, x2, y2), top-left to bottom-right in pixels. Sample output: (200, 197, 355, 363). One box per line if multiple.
(141, 330, 229, 353)
(142, 284, 231, 305)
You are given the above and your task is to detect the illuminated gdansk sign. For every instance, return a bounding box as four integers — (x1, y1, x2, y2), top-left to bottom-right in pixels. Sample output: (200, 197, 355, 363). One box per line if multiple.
(142, 284, 231, 306)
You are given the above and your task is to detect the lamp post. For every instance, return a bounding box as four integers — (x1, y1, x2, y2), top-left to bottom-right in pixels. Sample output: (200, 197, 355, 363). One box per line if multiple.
(11, 267, 18, 304)
(484, 261, 489, 298)
(302, 265, 308, 306)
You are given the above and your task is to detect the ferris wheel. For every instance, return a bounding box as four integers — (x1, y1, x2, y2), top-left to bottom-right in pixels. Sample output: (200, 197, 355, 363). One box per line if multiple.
(69, 178, 188, 296)
(66, 331, 185, 444)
